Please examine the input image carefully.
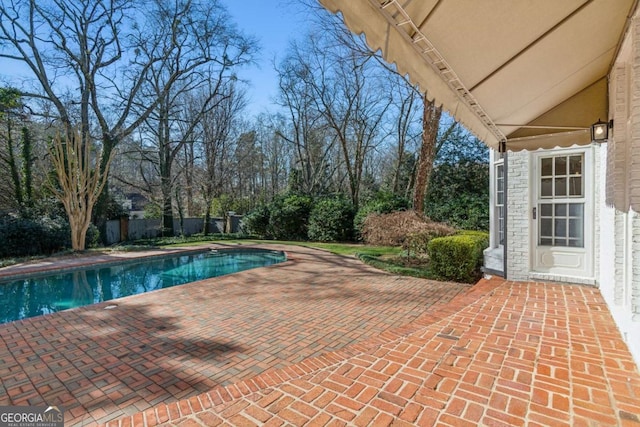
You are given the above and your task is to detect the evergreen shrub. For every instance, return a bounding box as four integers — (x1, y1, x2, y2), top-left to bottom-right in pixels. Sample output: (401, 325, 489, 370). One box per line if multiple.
(308, 197, 354, 242)
(427, 231, 489, 282)
(0, 215, 69, 257)
(241, 204, 271, 238)
(267, 194, 313, 240)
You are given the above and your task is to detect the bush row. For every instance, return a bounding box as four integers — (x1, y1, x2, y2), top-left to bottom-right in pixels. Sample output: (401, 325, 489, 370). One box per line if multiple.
(0, 215, 99, 258)
(242, 192, 408, 242)
(242, 194, 355, 242)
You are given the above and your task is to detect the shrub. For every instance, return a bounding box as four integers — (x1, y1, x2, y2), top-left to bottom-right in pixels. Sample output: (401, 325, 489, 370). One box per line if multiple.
(268, 194, 313, 240)
(308, 197, 355, 242)
(241, 204, 271, 238)
(361, 210, 455, 247)
(85, 223, 101, 248)
(456, 230, 490, 248)
(427, 231, 489, 282)
(354, 192, 409, 238)
(0, 215, 70, 258)
(405, 222, 456, 256)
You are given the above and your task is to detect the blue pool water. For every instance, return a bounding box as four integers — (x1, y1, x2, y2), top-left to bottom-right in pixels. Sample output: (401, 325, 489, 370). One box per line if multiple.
(0, 248, 285, 323)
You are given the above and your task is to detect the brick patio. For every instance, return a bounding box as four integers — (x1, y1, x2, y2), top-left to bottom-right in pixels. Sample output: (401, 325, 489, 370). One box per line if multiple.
(0, 244, 473, 426)
(108, 276, 640, 427)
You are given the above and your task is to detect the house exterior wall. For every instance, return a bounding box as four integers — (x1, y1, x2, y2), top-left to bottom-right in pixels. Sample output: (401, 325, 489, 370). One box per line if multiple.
(484, 14, 640, 366)
(496, 15, 640, 365)
(505, 150, 530, 281)
(598, 16, 640, 366)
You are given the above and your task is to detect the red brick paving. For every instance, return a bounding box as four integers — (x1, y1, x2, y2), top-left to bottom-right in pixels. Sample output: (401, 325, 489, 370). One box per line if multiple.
(0, 244, 472, 426)
(107, 277, 640, 427)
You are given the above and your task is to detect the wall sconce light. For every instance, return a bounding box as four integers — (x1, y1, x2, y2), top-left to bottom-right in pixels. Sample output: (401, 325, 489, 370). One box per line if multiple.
(591, 119, 609, 142)
(498, 139, 507, 153)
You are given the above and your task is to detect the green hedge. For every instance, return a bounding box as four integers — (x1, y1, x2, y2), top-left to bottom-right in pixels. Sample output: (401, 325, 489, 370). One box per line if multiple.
(308, 197, 354, 242)
(0, 215, 102, 258)
(427, 231, 489, 282)
(0, 216, 100, 258)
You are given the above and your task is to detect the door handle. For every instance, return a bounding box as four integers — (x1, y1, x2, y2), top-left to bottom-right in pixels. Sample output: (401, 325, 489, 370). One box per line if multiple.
(532, 207, 537, 219)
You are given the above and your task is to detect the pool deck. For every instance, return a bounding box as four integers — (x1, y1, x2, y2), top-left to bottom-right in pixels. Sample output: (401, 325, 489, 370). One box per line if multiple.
(1, 244, 639, 426)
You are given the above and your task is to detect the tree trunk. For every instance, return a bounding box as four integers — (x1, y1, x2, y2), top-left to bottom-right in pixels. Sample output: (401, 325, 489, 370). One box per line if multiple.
(161, 178, 174, 237)
(203, 206, 212, 235)
(20, 127, 33, 207)
(413, 94, 442, 213)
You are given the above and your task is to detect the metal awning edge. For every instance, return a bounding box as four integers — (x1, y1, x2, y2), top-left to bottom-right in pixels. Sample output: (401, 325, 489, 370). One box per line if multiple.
(318, 0, 502, 148)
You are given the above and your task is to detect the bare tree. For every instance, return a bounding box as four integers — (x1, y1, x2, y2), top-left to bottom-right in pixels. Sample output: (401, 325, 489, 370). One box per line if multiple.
(195, 82, 247, 234)
(47, 127, 112, 250)
(0, 1, 137, 208)
(298, 34, 391, 209)
(304, 1, 450, 210)
(275, 47, 336, 196)
(0, 0, 257, 227)
(254, 113, 291, 199)
(133, 0, 256, 235)
(413, 97, 442, 213)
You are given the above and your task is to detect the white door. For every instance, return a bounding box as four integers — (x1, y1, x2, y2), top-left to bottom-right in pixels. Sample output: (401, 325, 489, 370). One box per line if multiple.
(531, 149, 593, 278)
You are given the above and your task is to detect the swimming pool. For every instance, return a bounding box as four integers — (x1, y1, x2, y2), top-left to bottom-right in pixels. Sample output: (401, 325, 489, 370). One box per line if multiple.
(0, 248, 286, 323)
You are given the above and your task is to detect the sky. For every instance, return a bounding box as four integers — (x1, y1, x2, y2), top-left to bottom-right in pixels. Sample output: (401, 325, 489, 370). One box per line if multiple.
(220, 0, 314, 117)
(0, 0, 316, 118)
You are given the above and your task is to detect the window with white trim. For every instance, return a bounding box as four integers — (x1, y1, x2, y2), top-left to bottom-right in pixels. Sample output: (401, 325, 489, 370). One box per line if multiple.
(494, 157, 505, 246)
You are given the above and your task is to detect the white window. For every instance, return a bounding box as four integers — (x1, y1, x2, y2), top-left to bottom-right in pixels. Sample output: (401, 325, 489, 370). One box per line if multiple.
(496, 163, 505, 245)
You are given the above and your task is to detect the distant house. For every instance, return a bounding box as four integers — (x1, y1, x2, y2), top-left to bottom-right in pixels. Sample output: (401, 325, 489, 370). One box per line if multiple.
(320, 0, 640, 366)
(116, 192, 149, 219)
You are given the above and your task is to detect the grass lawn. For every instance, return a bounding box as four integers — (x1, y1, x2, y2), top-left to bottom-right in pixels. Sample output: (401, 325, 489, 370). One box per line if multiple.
(201, 239, 438, 279)
(0, 235, 436, 281)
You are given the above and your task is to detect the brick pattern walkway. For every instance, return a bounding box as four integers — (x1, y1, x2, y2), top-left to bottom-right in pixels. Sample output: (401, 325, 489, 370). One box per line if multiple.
(0, 245, 471, 426)
(108, 278, 640, 427)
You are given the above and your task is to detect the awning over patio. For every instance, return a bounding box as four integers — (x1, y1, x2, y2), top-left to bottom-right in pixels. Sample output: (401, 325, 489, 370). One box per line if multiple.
(318, 0, 637, 151)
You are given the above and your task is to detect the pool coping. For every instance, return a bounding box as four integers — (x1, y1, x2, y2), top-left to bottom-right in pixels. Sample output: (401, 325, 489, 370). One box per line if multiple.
(0, 245, 290, 325)
(0, 245, 287, 283)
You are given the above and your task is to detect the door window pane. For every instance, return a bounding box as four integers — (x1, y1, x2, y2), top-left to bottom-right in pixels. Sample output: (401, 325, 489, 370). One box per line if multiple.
(569, 177, 582, 196)
(555, 177, 566, 196)
(555, 156, 567, 175)
(541, 158, 553, 176)
(538, 201, 584, 247)
(569, 155, 582, 175)
(569, 203, 583, 216)
(538, 154, 585, 247)
(554, 219, 567, 238)
(569, 218, 582, 238)
(541, 178, 553, 197)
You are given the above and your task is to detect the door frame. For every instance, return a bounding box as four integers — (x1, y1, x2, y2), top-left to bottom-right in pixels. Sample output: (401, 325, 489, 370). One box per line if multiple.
(529, 146, 595, 279)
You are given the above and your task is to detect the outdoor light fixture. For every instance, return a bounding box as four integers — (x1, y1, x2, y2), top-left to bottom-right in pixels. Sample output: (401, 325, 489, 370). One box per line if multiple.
(591, 119, 609, 142)
(498, 139, 507, 153)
